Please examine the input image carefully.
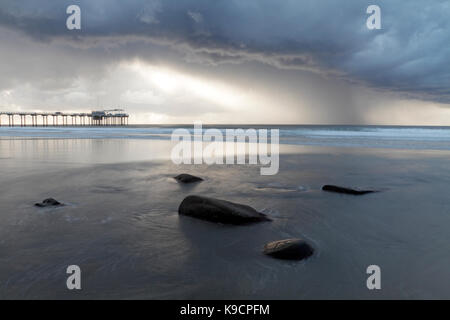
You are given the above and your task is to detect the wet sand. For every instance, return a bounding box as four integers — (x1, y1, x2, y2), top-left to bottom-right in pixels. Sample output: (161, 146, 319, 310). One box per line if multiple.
(1, 138, 450, 299)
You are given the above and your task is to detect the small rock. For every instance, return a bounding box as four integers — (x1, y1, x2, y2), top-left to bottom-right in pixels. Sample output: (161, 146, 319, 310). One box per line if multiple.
(178, 195, 271, 225)
(34, 198, 63, 208)
(263, 238, 314, 261)
(174, 174, 204, 184)
(322, 185, 375, 195)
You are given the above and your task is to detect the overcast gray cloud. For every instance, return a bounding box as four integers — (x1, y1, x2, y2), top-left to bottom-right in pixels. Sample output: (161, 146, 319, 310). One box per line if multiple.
(0, 0, 449, 124)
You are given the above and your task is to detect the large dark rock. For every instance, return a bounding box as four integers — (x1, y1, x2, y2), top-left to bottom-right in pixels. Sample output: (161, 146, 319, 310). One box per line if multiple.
(263, 238, 314, 261)
(174, 174, 204, 184)
(34, 198, 63, 208)
(322, 185, 376, 195)
(178, 195, 271, 225)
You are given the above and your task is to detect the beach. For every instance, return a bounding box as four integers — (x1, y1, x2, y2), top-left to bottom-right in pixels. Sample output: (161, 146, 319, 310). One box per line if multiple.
(1, 126, 450, 299)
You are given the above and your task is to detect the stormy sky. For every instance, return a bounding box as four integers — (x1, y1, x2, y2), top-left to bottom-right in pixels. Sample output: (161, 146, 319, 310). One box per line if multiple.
(0, 0, 450, 124)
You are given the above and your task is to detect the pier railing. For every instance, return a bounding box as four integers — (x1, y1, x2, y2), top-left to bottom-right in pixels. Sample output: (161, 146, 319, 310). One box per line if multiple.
(0, 111, 129, 127)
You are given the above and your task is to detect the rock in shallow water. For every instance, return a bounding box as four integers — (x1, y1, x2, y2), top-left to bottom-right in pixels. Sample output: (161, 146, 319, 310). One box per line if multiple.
(178, 195, 271, 225)
(322, 185, 375, 195)
(34, 198, 63, 208)
(263, 238, 314, 261)
(174, 174, 204, 184)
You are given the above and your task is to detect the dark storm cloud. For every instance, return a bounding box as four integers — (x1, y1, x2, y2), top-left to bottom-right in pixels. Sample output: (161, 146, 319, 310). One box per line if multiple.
(0, 0, 450, 102)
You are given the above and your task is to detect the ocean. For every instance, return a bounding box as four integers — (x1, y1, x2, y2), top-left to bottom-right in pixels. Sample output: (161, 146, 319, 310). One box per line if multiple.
(2, 125, 450, 150)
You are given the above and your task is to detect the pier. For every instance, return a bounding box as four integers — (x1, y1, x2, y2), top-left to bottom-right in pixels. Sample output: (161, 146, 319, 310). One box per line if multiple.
(0, 109, 129, 127)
